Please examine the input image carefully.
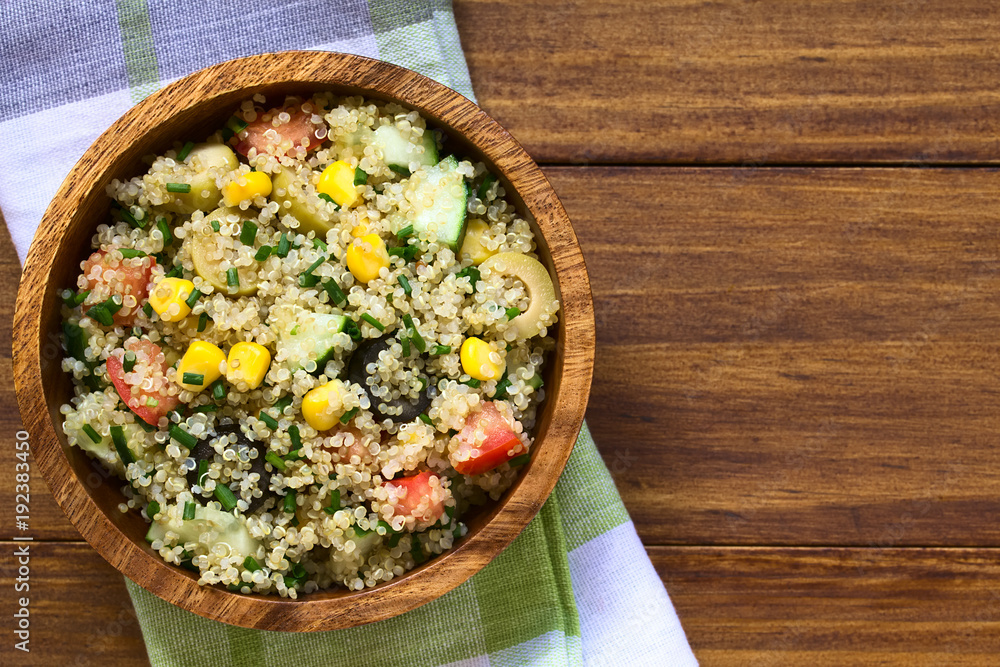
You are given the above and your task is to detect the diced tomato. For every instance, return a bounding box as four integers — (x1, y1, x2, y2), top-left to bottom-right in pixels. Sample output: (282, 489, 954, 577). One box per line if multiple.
(80, 249, 155, 326)
(106, 339, 179, 426)
(451, 402, 525, 476)
(320, 427, 372, 465)
(383, 471, 445, 527)
(235, 101, 326, 158)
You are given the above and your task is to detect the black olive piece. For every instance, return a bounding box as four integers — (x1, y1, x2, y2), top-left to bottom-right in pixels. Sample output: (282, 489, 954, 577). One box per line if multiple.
(347, 334, 432, 423)
(185, 423, 273, 514)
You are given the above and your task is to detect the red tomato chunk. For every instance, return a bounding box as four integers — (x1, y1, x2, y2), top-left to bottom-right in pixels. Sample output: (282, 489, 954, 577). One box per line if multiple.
(106, 339, 179, 426)
(80, 249, 155, 325)
(451, 402, 526, 476)
(383, 471, 445, 528)
(235, 102, 326, 158)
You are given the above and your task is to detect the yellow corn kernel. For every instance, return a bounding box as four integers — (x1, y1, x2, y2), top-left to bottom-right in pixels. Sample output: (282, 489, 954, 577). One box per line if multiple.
(346, 233, 390, 284)
(302, 379, 348, 431)
(149, 277, 195, 322)
(317, 160, 359, 208)
(222, 171, 273, 207)
(459, 219, 496, 265)
(226, 342, 271, 390)
(460, 337, 505, 382)
(176, 341, 226, 392)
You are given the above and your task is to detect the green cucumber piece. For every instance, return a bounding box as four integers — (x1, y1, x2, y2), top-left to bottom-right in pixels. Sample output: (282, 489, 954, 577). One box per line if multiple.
(277, 309, 348, 372)
(145, 504, 258, 559)
(402, 156, 469, 251)
(373, 125, 438, 172)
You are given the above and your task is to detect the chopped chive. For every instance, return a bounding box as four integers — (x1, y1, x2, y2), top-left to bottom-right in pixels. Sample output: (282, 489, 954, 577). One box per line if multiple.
(462, 379, 481, 388)
(259, 411, 279, 429)
(397, 275, 412, 295)
(321, 278, 347, 306)
(225, 115, 248, 134)
(343, 319, 362, 341)
(526, 373, 544, 390)
(277, 233, 290, 258)
(388, 245, 419, 261)
(431, 345, 451, 355)
(317, 193, 336, 205)
(183, 501, 196, 520)
(145, 397, 159, 407)
(177, 141, 194, 161)
(274, 395, 294, 413)
(243, 556, 261, 572)
(339, 407, 359, 425)
(61, 289, 90, 308)
(169, 424, 197, 449)
(388, 532, 403, 548)
(509, 453, 531, 467)
(118, 205, 146, 229)
(400, 336, 411, 357)
(110, 425, 133, 465)
(214, 483, 238, 511)
(166, 182, 191, 193)
(492, 375, 512, 400)
(389, 165, 410, 177)
(411, 538, 427, 564)
(146, 500, 161, 518)
(477, 173, 498, 200)
(123, 352, 136, 373)
(360, 313, 385, 331)
(456, 267, 481, 293)
(182, 372, 205, 386)
(105, 296, 123, 317)
(212, 380, 226, 401)
(265, 451, 287, 471)
(132, 326, 142, 338)
(119, 248, 146, 258)
(303, 255, 326, 275)
(197, 459, 208, 486)
(396, 224, 414, 239)
(82, 423, 102, 444)
(197, 312, 209, 332)
(288, 425, 301, 450)
(402, 314, 425, 352)
(85, 303, 113, 327)
(419, 413, 433, 425)
(191, 404, 217, 413)
(166, 264, 184, 278)
(312, 237, 328, 251)
(239, 220, 257, 245)
(157, 218, 174, 246)
(418, 376, 428, 391)
(226, 267, 239, 288)
(353, 167, 368, 186)
(283, 489, 297, 514)
(211, 219, 221, 233)
(298, 272, 320, 288)
(184, 288, 202, 309)
(254, 245, 272, 261)
(323, 489, 341, 515)
(505, 306, 521, 320)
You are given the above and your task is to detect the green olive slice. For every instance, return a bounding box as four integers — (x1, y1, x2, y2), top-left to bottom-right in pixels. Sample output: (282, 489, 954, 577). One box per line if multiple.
(479, 252, 557, 339)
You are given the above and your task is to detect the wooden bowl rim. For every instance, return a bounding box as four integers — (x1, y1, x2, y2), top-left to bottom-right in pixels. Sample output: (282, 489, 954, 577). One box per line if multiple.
(13, 51, 595, 632)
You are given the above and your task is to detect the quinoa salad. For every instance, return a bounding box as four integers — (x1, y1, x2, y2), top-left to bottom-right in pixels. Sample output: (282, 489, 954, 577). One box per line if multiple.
(57, 93, 560, 597)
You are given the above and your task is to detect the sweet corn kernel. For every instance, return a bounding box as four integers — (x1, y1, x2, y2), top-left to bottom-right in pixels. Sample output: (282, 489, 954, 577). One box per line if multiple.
(460, 337, 505, 381)
(149, 277, 195, 322)
(222, 171, 273, 206)
(459, 219, 496, 265)
(317, 160, 359, 208)
(176, 341, 226, 392)
(346, 233, 390, 284)
(302, 379, 348, 431)
(226, 342, 271, 390)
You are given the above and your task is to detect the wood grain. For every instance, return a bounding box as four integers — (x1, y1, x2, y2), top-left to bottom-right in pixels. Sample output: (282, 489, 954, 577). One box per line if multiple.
(454, 0, 1000, 164)
(11, 52, 593, 631)
(6, 543, 1000, 666)
(541, 166, 1000, 547)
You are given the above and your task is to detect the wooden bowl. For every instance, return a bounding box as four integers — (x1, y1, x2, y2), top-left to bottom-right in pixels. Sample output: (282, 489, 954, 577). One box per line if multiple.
(12, 52, 594, 631)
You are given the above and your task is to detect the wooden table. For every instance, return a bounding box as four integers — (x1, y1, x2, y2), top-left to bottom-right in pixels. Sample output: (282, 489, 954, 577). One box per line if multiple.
(4, 1, 1000, 663)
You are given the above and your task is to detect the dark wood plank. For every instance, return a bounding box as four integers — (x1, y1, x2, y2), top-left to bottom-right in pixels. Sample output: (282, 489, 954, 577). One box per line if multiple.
(653, 546, 1000, 665)
(541, 166, 1000, 546)
(455, 0, 1000, 164)
(0, 542, 149, 666)
(0, 215, 78, 541)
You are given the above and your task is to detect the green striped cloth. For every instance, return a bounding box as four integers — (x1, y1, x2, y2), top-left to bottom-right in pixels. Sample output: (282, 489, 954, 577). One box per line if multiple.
(1, 1, 695, 664)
